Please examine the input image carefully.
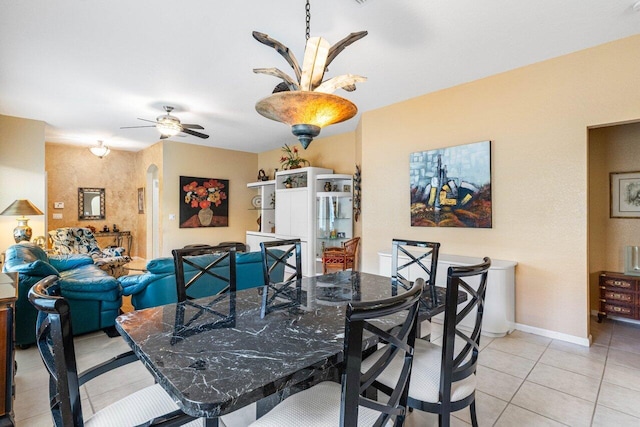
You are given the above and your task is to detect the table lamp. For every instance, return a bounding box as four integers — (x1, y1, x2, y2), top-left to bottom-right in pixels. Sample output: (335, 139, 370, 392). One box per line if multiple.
(0, 199, 44, 243)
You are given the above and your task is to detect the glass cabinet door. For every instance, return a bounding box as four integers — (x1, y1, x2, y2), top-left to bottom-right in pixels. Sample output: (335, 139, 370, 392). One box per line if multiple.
(316, 194, 352, 256)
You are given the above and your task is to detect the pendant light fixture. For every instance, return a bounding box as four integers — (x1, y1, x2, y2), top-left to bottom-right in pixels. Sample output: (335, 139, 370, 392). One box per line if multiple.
(89, 140, 110, 158)
(253, 0, 367, 149)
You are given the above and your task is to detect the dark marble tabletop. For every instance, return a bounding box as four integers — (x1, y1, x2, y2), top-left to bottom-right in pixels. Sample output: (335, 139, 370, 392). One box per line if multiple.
(115, 271, 462, 419)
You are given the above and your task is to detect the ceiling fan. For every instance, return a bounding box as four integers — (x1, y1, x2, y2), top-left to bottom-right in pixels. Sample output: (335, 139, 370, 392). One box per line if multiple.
(121, 106, 209, 139)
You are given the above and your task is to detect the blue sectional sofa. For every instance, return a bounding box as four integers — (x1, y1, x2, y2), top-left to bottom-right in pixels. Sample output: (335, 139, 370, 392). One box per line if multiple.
(119, 251, 283, 310)
(2, 243, 122, 346)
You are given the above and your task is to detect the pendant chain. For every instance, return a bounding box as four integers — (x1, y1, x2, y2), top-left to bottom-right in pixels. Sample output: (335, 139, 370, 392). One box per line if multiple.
(305, 0, 311, 41)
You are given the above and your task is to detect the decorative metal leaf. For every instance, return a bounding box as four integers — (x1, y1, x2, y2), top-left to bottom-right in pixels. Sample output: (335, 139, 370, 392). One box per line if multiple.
(315, 74, 367, 94)
(300, 37, 331, 91)
(252, 31, 302, 83)
(253, 68, 300, 91)
(326, 31, 368, 67)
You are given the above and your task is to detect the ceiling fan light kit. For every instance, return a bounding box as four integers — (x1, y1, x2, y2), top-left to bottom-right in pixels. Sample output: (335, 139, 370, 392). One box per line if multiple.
(253, 0, 367, 149)
(156, 116, 182, 137)
(121, 105, 209, 140)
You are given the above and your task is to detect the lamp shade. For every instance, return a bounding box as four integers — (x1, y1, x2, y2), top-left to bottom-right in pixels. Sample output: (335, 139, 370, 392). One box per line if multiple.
(0, 199, 44, 217)
(255, 91, 358, 148)
(1, 199, 44, 243)
(89, 140, 110, 158)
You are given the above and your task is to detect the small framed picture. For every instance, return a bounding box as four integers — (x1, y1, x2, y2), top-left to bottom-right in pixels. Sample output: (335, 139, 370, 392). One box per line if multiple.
(137, 188, 145, 214)
(337, 232, 346, 238)
(343, 184, 351, 192)
(611, 171, 640, 218)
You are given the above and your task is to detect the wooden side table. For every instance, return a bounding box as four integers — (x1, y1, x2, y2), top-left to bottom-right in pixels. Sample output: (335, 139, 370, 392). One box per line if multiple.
(598, 271, 640, 322)
(0, 273, 17, 426)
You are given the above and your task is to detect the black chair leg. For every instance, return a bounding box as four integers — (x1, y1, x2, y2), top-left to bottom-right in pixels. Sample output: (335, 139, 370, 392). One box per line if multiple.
(470, 401, 478, 427)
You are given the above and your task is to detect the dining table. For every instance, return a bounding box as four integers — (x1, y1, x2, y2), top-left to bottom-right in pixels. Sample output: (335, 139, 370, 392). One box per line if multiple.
(115, 270, 466, 423)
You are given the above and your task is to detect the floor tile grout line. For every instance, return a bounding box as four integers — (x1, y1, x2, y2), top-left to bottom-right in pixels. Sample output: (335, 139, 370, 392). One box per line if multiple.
(486, 332, 552, 425)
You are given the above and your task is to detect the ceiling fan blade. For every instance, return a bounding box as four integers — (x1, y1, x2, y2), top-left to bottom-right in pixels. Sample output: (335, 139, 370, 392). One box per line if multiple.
(180, 128, 210, 139)
(137, 118, 158, 124)
(120, 125, 156, 129)
(181, 124, 204, 130)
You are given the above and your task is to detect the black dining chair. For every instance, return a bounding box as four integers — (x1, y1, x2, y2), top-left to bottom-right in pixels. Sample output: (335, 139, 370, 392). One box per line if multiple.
(27, 275, 202, 427)
(392, 239, 441, 339)
(259, 239, 303, 318)
(248, 276, 424, 427)
(172, 244, 237, 302)
(366, 257, 491, 427)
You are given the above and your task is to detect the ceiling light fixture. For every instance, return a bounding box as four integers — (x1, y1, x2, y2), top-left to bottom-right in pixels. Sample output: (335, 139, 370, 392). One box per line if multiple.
(253, 0, 367, 149)
(155, 112, 182, 137)
(89, 140, 110, 158)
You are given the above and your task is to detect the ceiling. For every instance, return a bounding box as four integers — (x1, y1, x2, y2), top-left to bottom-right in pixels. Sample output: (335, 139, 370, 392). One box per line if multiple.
(1, 0, 639, 154)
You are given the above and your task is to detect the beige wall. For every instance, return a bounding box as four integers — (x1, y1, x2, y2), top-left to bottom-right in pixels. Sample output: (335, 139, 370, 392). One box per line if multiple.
(46, 143, 140, 255)
(588, 122, 640, 311)
(359, 35, 640, 340)
(134, 142, 163, 259)
(160, 141, 258, 255)
(0, 115, 46, 253)
(257, 131, 357, 178)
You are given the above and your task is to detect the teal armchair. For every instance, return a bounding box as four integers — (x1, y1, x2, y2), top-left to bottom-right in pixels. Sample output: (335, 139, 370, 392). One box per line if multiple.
(2, 243, 122, 346)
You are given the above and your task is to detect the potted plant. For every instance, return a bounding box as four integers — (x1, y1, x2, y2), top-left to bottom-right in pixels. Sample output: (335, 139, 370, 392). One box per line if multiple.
(280, 144, 310, 170)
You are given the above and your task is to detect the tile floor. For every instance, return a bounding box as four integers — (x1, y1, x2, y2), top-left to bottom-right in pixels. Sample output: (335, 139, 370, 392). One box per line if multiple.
(12, 316, 640, 426)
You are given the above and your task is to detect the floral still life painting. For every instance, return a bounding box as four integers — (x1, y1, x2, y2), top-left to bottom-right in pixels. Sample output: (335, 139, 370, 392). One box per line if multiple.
(180, 176, 229, 228)
(410, 141, 492, 228)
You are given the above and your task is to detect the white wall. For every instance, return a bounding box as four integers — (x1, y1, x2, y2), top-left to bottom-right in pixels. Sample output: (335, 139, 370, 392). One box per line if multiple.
(0, 115, 46, 254)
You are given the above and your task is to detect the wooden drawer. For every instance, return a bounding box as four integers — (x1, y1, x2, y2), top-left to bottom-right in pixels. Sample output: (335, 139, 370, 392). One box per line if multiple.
(600, 276, 637, 291)
(601, 289, 635, 304)
(602, 302, 636, 319)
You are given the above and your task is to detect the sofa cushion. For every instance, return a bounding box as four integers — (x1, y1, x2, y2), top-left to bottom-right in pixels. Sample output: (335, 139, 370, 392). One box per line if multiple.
(3, 243, 48, 267)
(49, 254, 95, 271)
(146, 257, 175, 274)
(5, 259, 59, 277)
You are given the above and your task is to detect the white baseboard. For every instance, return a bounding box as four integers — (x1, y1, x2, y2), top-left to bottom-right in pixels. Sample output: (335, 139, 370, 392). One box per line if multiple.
(514, 323, 591, 347)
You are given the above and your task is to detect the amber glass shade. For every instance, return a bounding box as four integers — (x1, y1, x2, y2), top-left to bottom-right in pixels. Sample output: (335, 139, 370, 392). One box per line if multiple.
(255, 91, 357, 128)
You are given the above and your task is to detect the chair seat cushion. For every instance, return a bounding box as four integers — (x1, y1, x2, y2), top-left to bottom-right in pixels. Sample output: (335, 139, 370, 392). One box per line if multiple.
(361, 339, 476, 404)
(86, 383, 202, 427)
(249, 381, 389, 427)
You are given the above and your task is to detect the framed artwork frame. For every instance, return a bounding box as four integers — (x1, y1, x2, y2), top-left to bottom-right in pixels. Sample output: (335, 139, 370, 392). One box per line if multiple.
(610, 171, 640, 218)
(410, 140, 492, 228)
(179, 176, 229, 228)
(137, 188, 145, 214)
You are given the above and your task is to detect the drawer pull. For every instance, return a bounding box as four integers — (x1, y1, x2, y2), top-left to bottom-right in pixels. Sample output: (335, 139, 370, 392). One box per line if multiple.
(605, 304, 632, 314)
(604, 292, 632, 302)
(606, 280, 632, 288)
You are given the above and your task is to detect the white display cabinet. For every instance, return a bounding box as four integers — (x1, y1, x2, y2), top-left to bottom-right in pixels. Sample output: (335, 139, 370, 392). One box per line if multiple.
(275, 167, 332, 276)
(247, 180, 276, 234)
(316, 174, 353, 259)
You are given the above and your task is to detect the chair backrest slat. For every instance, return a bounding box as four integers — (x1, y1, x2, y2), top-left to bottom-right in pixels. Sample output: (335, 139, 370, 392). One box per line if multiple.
(259, 239, 302, 318)
(28, 275, 84, 427)
(391, 239, 440, 288)
(341, 278, 423, 426)
(172, 245, 237, 302)
(440, 257, 491, 403)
